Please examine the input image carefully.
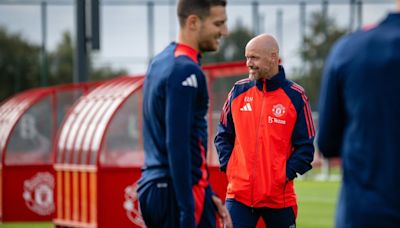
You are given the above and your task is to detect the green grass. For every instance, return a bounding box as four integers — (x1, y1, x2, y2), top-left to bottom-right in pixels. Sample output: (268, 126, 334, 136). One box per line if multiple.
(0, 222, 52, 228)
(0, 180, 340, 228)
(296, 180, 340, 228)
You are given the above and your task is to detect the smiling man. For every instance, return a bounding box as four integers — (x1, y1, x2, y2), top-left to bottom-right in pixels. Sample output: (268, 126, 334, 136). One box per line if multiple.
(137, 0, 231, 228)
(215, 34, 315, 228)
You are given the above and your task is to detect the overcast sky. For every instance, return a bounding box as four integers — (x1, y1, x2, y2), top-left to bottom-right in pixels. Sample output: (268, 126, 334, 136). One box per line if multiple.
(0, 1, 395, 76)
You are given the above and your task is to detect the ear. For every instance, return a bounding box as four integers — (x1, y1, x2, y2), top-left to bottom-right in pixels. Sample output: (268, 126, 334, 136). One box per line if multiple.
(271, 51, 277, 61)
(271, 52, 278, 62)
(186, 14, 201, 31)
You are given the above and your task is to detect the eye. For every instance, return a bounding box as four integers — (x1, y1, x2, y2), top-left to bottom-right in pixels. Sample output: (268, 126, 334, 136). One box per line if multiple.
(214, 21, 225, 27)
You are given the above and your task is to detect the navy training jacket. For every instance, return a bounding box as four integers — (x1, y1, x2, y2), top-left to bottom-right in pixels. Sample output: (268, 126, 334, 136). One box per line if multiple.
(318, 13, 400, 227)
(138, 42, 210, 227)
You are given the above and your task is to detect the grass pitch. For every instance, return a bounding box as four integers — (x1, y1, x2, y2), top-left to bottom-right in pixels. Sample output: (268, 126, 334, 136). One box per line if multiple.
(0, 223, 52, 228)
(296, 180, 340, 228)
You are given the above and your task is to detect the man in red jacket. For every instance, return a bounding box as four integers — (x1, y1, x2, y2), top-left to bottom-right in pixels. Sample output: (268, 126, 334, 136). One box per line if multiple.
(215, 34, 315, 227)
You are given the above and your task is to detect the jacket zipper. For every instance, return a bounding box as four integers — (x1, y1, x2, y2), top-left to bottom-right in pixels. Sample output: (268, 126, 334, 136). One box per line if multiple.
(283, 178, 288, 208)
(252, 79, 267, 209)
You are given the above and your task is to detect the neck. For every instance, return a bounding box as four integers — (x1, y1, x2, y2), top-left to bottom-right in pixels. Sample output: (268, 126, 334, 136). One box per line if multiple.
(178, 30, 199, 53)
(397, 0, 400, 12)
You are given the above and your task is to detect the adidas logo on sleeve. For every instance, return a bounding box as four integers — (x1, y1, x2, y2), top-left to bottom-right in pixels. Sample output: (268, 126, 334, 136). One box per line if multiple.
(182, 74, 198, 88)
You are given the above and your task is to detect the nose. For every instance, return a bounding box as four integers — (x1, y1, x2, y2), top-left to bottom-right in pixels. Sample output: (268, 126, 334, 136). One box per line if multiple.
(221, 24, 228, 37)
(246, 58, 252, 67)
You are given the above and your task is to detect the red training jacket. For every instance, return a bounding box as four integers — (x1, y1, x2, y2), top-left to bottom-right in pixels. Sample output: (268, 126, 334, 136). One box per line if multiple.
(215, 66, 315, 208)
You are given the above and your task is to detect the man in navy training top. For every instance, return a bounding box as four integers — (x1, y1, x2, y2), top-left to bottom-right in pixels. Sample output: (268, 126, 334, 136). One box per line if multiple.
(137, 0, 232, 227)
(318, 0, 400, 227)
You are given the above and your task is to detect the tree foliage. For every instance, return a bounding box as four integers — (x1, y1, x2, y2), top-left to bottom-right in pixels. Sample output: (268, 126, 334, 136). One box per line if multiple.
(48, 31, 127, 84)
(91, 65, 127, 80)
(48, 31, 74, 85)
(293, 12, 347, 110)
(0, 29, 127, 103)
(0, 27, 41, 102)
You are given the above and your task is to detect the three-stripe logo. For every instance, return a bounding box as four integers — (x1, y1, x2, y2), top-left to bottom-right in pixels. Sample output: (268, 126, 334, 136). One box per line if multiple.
(240, 103, 252, 112)
(182, 74, 198, 88)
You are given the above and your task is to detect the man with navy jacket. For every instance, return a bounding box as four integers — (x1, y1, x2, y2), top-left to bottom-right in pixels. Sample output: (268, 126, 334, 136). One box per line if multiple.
(318, 1, 400, 227)
(137, 0, 232, 227)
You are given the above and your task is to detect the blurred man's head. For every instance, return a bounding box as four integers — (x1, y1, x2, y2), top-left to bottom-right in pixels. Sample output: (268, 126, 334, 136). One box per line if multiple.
(245, 34, 280, 80)
(177, 0, 228, 53)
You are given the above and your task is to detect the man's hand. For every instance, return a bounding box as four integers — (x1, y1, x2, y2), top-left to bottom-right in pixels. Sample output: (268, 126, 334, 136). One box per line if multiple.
(212, 195, 232, 228)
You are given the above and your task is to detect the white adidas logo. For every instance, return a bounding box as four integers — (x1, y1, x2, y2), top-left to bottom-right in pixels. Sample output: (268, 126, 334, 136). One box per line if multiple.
(182, 74, 198, 88)
(240, 103, 252, 111)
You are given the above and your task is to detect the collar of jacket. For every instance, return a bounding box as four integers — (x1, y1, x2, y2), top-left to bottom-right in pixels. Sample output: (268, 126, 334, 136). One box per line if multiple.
(173, 42, 202, 65)
(256, 65, 287, 92)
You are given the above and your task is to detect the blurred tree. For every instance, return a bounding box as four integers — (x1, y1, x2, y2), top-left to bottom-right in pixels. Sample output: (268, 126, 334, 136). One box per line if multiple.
(293, 12, 347, 110)
(48, 31, 127, 84)
(91, 65, 127, 80)
(0, 29, 127, 103)
(0, 27, 41, 102)
(203, 20, 253, 64)
(48, 31, 74, 85)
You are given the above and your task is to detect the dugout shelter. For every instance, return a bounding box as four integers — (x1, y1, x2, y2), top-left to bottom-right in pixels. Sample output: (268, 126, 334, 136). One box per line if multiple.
(0, 82, 98, 221)
(53, 61, 248, 228)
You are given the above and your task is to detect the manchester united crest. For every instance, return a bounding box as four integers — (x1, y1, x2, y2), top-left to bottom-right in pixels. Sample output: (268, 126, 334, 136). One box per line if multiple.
(23, 172, 54, 216)
(272, 104, 286, 117)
